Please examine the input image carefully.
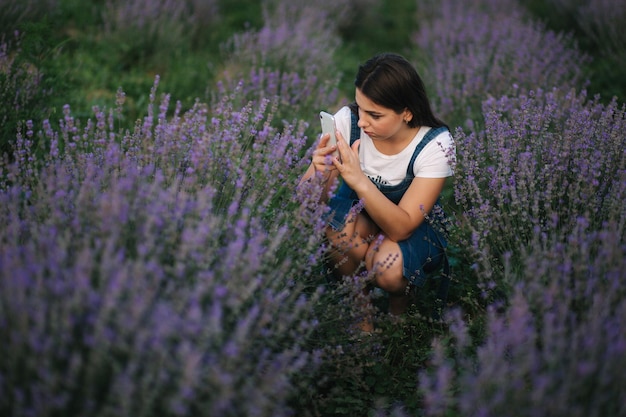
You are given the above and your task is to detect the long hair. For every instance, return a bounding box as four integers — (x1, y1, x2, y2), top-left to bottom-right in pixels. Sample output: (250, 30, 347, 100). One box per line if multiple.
(352, 53, 447, 129)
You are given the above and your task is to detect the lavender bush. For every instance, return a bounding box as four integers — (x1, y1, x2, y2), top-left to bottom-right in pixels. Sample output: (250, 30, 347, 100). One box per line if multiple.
(419, 219, 626, 416)
(214, 0, 346, 125)
(0, 31, 47, 157)
(218, 1, 341, 78)
(413, 0, 590, 127)
(409, 1, 626, 415)
(101, 0, 220, 64)
(0, 77, 328, 417)
(452, 87, 626, 292)
(537, 0, 626, 65)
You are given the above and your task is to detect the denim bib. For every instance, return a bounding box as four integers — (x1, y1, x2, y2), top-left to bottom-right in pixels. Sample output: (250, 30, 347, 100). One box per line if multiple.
(327, 113, 448, 227)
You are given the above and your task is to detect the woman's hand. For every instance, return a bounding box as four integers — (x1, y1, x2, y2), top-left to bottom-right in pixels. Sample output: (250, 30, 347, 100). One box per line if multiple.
(333, 130, 366, 190)
(311, 133, 339, 176)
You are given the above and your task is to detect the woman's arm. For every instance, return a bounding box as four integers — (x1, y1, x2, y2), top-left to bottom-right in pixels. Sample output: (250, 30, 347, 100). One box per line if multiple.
(352, 175, 445, 241)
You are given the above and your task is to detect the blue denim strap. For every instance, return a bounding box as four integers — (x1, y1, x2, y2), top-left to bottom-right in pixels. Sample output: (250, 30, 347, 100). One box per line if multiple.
(406, 126, 449, 176)
(350, 110, 360, 144)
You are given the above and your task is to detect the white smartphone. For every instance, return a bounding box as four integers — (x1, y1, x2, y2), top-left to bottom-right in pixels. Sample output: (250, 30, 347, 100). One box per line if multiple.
(319, 111, 339, 158)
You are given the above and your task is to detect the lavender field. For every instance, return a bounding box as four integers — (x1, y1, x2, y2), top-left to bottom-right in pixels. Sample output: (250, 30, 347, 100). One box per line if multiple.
(1, 0, 625, 416)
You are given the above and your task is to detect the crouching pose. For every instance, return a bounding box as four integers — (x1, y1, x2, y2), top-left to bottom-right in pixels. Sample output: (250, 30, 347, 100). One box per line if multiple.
(299, 53, 455, 330)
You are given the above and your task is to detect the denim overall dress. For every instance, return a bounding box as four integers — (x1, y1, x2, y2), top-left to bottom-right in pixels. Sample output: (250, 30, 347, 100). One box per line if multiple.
(327, 111, 450, 293)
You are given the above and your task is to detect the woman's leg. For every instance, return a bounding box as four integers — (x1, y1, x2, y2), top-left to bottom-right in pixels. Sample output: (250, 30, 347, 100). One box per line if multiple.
(325, 212, 379, 278)
(365, 237, 411, 315)
(326, 212, 379, 333)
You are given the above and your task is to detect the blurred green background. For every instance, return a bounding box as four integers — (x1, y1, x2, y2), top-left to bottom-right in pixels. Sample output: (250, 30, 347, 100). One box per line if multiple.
(2, 0, 622, 133)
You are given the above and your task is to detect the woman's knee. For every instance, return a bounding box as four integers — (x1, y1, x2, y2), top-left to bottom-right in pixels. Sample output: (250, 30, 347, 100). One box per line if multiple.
(375, 269, 408, 293)
(326, 213, 378, 253)
(366, 239, 407, 293)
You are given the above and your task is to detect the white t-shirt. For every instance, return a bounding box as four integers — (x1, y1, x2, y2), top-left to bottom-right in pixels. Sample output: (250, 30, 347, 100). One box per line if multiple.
(334, 106, 454, 186)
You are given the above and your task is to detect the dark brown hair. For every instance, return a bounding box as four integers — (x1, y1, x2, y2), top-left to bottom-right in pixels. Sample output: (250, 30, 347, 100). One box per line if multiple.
(352, 52, 446, 129)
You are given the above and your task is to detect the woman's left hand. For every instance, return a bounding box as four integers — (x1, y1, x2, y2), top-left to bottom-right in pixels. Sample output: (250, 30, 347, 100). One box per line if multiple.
(333, 130, 366, 190)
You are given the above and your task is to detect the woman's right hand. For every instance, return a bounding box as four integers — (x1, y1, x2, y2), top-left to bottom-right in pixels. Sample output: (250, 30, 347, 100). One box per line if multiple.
(297, 132, 340, 200)
(311, 133, 339, 175)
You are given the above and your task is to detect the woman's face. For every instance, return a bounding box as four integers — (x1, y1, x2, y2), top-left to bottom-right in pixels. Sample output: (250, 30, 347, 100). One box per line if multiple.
(355, 88, 412, 142)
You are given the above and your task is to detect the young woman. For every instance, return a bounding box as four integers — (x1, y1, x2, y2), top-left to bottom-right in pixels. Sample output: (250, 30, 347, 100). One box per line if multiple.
(300, 53, 455, 330)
